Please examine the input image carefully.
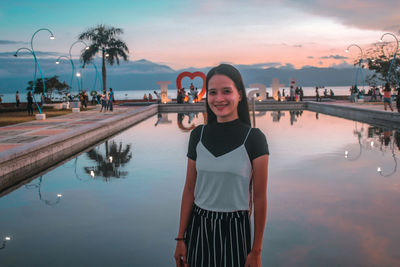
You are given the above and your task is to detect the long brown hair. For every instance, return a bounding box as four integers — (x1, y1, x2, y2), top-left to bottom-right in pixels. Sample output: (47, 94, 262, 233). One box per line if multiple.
(205, 64, 251, 126)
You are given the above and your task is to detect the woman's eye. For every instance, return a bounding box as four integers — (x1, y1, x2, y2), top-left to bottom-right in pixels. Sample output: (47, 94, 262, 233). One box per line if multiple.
(224, 89, 231, 94)
(209, 91, 216, 95)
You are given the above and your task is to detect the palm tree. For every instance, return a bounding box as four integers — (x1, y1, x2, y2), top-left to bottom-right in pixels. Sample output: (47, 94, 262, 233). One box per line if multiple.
(79, 24, 129, 91)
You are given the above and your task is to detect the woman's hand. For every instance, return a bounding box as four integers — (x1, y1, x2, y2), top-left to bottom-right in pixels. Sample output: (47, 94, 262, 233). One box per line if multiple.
(245, 250, 261, 267)
(174, 241, 189, 267)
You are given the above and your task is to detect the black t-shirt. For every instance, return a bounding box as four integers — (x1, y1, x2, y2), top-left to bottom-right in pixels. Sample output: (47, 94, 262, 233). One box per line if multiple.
(187, 119, 269, 162)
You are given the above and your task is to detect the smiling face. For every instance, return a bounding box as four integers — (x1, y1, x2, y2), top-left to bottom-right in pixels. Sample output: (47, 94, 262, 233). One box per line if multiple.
(207, 74, 242, 123)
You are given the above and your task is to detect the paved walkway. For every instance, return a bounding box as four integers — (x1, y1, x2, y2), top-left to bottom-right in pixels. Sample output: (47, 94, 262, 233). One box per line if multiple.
(329, 100, 399, 112)
(0, 106, 141, 155)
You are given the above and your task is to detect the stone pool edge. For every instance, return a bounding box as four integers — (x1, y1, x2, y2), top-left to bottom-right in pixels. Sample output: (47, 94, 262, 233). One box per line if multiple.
(0, 105, 158, 190)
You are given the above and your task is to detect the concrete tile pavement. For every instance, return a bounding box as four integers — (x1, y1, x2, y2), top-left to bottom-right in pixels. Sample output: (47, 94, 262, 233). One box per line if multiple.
(0, 106, 140, 156)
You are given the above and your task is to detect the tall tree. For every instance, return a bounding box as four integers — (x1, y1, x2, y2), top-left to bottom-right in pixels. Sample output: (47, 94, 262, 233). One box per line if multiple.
(364, 42, 400, 87)
(79, 24, 129, 91)
(27, 75, 69, 102)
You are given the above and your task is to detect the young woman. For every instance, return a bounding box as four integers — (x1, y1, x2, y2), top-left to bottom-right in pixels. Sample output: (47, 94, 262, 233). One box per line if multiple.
(174, 64, 269, 267)
(383, 83, 394, 112)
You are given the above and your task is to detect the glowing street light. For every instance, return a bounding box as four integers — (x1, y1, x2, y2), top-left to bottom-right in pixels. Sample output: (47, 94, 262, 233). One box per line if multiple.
(30, 28, 55, 109)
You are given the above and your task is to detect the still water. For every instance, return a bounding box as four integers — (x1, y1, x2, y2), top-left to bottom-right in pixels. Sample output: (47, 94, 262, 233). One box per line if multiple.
(1, 111, 399, 266)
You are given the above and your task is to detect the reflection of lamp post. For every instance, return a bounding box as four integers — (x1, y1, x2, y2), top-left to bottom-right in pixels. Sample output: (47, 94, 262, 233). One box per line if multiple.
(377, 138, 398, 177)
(14, 47, 44, 114)
(346, 44, 365, 90)
(0, 236, 11, 250)
(379, 32, 399, 85)
(25, 176, 63, 206)
(344, 122, 364, 160)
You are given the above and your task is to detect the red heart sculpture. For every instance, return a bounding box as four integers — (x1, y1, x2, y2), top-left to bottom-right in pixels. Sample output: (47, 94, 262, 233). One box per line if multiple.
(176, 71, 206, 102)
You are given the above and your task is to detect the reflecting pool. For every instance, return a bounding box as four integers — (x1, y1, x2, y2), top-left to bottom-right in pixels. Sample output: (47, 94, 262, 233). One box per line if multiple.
(1, 111, 399, 266)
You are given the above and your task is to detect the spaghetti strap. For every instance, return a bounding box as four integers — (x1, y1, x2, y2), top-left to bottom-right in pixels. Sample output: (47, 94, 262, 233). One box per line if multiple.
(200, 125, 205, 142)
(243, 128, 252, 144)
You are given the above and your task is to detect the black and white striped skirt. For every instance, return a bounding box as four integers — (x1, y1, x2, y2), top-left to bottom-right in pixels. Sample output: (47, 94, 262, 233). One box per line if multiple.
(185, 204, 251, 267)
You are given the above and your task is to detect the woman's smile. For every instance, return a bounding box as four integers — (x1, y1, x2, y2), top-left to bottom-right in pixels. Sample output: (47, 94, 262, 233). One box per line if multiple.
(207, 74, 241, 122)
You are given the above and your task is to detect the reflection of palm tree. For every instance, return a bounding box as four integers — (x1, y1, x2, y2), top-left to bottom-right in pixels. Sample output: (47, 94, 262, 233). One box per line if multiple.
(84, 140, 132, 180)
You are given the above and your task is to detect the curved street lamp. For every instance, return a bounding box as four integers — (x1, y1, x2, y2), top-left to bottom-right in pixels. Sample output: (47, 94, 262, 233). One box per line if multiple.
(346, 44, 365, 91)
(14, 47, 44, 114)
(379, 32, 399, 85)
(69, 40, 89, 92)
(30, 28, 55, 108)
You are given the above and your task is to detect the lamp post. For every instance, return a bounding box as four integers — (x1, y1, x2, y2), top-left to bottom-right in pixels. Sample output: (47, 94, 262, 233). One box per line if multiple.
(30, 28, 55, 109)
(68, 40, 89, 94)
(379, 32, 399, 85)
(346, 44, 365, 91)
(14, 47, 44, 114)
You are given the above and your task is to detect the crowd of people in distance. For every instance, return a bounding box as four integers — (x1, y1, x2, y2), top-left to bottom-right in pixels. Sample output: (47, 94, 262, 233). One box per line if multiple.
(350, 82, 400, 112)
(98, 88, 115, 112)
(177, 83, 199, 104)
(277, 86, 305, 102)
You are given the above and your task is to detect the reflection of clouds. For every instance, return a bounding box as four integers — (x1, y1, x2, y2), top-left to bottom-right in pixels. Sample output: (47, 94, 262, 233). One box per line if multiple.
(270, 152, 400, 266)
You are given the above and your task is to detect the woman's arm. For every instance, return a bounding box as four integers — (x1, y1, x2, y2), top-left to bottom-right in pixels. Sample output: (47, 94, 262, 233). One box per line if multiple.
(174, 158, 197, 267)
(246, 154, 269, 267)
(177, 158, 197, 238)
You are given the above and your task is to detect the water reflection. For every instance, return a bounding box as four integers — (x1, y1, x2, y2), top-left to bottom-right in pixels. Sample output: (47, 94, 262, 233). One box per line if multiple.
(0, 236, 11, 250)
(25, 177, 63, 206)
(270, 111, 285, 122)
(84, 140, 133, 180)
(154, 113, 172, 126)
(176, 112, 206, 132)
(344, 123, 399, 176)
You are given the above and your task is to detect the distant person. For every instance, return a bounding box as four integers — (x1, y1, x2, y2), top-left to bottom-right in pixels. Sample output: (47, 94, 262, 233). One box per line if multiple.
(143, 93, 148, 101)
(370, 86, 377, 102)
(16, 91, 20, 107)
(396, 84, 400, 113)
(324, 88, 328, 98)
(108, 88, 114, 111)
(315, 86, 321, 102)
(282, 88, 285, 97)
(153, 90, 161, 104)
(299, 87, 304, 101)
(41, 94, 44, 106)
(148, 93, 153, 101)
(329, 89, 334, 98)
(177, 88, 184, 104)
(289, 85, 295, 101)
(84, 91, 89, 109)
(277, 89, 281, 102)
(100, 90, 107, 112)
(383, 82, 394, 112)
(27, 91, 33, 116)
(295, 87, 300, 101)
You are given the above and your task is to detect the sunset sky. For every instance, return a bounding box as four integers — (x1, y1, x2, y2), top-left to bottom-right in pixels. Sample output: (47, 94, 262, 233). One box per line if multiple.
(0, 0, 399, 69)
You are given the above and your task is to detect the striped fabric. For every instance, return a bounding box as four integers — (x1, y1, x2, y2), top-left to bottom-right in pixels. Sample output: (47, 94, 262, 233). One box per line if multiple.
(185, 204, 251, 267)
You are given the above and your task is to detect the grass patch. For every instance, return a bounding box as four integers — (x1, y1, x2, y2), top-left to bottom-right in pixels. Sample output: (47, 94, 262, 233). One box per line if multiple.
(0, 109, 72, 127)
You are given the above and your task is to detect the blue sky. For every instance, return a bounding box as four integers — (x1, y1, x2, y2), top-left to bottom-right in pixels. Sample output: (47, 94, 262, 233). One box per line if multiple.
(0, 0, 399, 69)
